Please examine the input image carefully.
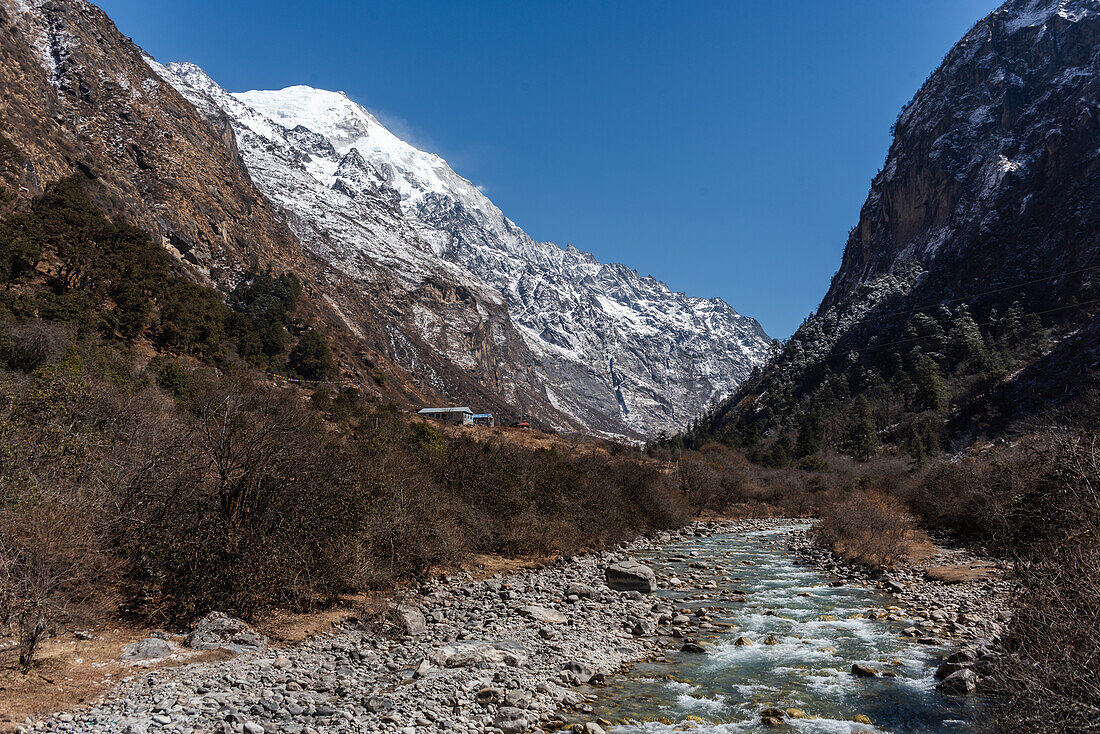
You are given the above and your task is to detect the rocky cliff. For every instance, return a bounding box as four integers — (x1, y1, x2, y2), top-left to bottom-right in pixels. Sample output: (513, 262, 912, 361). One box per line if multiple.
(702, 0, 1100, 443)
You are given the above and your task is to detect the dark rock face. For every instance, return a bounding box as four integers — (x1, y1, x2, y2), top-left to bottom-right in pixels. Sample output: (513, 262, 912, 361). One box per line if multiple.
(704, 0, 1100, 438)
(825, 0, 1100, 313)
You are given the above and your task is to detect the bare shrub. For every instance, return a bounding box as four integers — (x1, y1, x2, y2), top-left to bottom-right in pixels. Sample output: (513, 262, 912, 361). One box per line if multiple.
(0, 320, 74, 372)
(815, 490, 921, 568)
(991, 428, 1100, 731)
(120, 376, 365, 622)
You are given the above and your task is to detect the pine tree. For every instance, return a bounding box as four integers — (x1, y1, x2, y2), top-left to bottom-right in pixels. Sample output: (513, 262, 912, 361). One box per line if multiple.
(288, 329, 335, 380)
(795, 408, 823, 458)
(913, 354, 948, 412)
(948, 304, 988, 370)
(846, 395, 879, 461)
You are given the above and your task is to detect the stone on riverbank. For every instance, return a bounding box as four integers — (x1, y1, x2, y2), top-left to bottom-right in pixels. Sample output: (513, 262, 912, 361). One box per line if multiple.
(185, 612, 265, 652)
(120, 637, 171, 661)
(518, 605, 568, 624)
(938, 667, 978, 695)
(605, 559, 657, 592)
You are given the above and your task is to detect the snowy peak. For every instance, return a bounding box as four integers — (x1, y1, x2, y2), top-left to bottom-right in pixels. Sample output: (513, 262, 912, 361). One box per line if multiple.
(154, 63, 771, 437)
(234, 86, 463, 206)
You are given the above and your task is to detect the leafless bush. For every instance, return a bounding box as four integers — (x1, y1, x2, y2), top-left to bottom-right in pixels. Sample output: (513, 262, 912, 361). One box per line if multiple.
(815, 489, 920, 568)
(0, 320, 74, 372)
(991, 429, 1100, 731)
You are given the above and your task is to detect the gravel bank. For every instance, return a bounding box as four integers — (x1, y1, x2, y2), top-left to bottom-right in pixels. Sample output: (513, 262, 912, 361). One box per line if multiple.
(22, 519, 789, 734)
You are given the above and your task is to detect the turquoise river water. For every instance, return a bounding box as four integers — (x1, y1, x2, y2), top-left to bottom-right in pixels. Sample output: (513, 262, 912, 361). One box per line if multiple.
(588, 524, 980, 733)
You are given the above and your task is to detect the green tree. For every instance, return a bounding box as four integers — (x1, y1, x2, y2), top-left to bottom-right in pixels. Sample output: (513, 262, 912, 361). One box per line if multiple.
(795, 407, 823, 458)
(948, 305, 988, 370)
(913, 354, 948, 412)
(846, 395, 879, 461)
(288, 328, 335, 380)
(153, 282, 229, 360)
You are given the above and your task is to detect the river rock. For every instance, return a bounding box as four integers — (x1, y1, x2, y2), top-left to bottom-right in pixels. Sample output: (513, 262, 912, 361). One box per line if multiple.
(560, 660, 594, 685)
(121, 638, 172, 661)
(605, 559, 657, 592)
(566, 583, 596, 598)
(495, 706, 529, 733)
(938, 667, 978, 695)
(396, 604, 427, 635)
(851, 663, 878, 677)
(518, 605, 568, 624)
(734, 636, 753, 646)
(185, 612, 265, 652)
(442, 639, 525, 667)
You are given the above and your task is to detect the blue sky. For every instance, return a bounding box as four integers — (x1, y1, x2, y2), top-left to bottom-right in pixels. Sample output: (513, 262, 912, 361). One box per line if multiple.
(99, 0, 1000, 338)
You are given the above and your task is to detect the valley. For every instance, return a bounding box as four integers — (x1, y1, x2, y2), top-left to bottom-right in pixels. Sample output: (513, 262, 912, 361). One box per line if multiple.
(2, 0, 1099, 732)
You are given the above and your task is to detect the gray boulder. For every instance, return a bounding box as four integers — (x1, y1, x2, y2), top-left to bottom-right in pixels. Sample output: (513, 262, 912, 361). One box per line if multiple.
(560, 660, 595, 685)
(938, 667, 979, 695)
(517, 605, 568, 624)
(441, 639, 526, 668)
(495, 706, 529, 733)
(605, 559, 657, 592)
(396, 604, 427, 635)
(121, 637, 172, 661)
(185, 612, 266, 652)
(566, 583, 596, 598)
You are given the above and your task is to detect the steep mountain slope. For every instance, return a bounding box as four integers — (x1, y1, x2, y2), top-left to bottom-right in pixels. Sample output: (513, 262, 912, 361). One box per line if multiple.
(1, 0, 769, 439)
(0, 0, 498, 415)
(156, 69, 771, 436)
(700, 0, 1100, 450)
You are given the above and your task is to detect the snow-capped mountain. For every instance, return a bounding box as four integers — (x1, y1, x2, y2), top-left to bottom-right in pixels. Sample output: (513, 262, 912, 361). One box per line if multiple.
(156, 62, 771, 437)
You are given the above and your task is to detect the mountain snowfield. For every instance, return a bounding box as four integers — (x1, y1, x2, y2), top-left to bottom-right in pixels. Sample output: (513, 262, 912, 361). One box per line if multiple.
(153, 61, 771, 437)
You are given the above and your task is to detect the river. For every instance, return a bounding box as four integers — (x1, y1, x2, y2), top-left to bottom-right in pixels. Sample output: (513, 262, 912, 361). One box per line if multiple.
(585, 524, 980, 733)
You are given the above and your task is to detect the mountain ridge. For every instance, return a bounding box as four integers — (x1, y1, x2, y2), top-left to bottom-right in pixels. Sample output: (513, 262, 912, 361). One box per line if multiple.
(157, 63, 771, 437)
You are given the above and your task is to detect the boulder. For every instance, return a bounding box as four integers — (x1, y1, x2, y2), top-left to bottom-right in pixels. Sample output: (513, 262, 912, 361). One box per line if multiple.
(680, 641, 707, 653)
(185, 612, 266, 652)
(566, 583, 596, 598)
(560, 660, 595, 685)
(495, 707, 529, 733)
(396, 604, 427, 635)
(605, 559, 657, 592)
(934, 660, 970, 680)
(505, 690, 532, 709)
(441, 639, 526, 668)
(576, 724, 606, 734)
(938, 668, 978, 695)
(121, 637, 171, 661)
(851, 663, 878, 677)
(517, 605, 568, 624)
(734, 636, 753, 646)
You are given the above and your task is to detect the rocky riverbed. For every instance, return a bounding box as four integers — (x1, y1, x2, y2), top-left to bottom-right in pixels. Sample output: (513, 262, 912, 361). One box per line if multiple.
(789, 528, 1012, 698)
(17, 518, 1010, 734)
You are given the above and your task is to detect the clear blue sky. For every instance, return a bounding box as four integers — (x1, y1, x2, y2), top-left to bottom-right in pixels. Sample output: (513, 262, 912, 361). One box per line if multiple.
(99, 0, 1000, 338)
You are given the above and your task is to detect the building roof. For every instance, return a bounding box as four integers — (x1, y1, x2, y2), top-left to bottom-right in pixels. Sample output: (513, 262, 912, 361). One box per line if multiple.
(418, 407, 473, 414)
